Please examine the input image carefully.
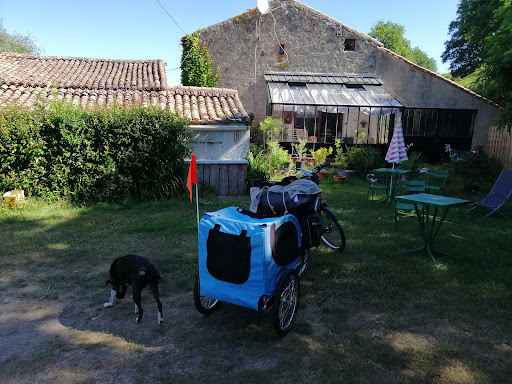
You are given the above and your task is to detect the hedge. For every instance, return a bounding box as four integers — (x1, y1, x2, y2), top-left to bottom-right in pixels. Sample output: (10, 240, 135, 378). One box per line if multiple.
(0, 101, 191, 203)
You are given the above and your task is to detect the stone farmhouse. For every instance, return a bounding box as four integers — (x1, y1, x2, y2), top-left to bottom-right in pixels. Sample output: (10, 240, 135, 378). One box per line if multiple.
(199, 0, 502, 159)
(0, 52, 251, 195)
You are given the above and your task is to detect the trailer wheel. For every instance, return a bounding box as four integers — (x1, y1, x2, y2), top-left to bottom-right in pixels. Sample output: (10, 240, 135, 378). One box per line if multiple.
(193, 274, 221, 315)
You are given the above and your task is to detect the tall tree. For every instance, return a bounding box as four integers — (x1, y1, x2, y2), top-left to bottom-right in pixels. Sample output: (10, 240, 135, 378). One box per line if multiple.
(369, 21, 411, 57)
(443, 0, 512, 125)
(410, 48, 438, 72)
(0, 20, 42, 55)
(441, 0, 501, 77)
(369, 20, 438, 72)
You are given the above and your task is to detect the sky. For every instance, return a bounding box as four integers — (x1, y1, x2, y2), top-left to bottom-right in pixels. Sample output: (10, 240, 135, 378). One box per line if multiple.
(1, 0, 459, 85)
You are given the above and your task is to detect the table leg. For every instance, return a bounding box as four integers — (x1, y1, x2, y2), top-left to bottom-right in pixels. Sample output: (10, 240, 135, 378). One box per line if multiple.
(429, 208, 451, 259)
(397, 204, 428, 255)
(398, 205, 452, 263)
(424, 206, 438, 263)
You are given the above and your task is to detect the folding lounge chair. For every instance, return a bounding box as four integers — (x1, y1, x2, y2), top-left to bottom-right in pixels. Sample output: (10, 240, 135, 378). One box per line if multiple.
(465, 170, 512, 221)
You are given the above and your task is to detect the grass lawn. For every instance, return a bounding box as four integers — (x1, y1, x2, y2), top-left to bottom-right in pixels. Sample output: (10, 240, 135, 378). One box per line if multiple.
(1, 175, 511, 384)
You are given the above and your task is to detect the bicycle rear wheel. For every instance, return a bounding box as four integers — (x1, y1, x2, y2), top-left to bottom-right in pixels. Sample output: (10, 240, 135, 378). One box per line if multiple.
(271, 270, 300, 336)
(319, 206, 346, 252)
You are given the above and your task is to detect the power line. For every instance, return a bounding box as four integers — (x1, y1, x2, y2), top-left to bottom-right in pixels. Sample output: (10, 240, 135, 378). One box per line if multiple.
(153, 0, 187, 35)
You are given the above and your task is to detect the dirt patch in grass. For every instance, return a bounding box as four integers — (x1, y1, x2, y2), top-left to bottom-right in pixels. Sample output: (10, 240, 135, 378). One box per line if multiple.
(1, 264, 509, 384)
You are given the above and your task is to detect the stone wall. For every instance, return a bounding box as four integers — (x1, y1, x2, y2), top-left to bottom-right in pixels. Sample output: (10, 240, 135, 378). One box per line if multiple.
(199, 0, 502, 149)
(200, 0, 381, 124)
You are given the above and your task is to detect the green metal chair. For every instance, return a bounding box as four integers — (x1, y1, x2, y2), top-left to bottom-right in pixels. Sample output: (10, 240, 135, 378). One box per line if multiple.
(425, 169, 449, 194)
(367, 172, 390, 205)
(394, 180, 426, 230)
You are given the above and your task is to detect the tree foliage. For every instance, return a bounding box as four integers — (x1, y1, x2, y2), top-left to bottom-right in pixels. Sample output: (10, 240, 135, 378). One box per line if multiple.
(180, 31, 219, 87)
(441, 0, 502, 78)
(442, 0, 512, 126)
(369, 20, 438, 72)
(0, 20, 42, 55)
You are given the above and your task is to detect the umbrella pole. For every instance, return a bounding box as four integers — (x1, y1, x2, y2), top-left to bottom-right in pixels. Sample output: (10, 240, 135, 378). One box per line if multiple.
(388, 163, 395, 204)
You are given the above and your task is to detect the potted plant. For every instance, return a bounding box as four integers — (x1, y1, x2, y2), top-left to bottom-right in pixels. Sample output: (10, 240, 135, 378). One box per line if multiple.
(332, 139, 352, 177)
(293, 138, 308, 169)
(309, 146, 333, 178)
(333, 174, 346, 183)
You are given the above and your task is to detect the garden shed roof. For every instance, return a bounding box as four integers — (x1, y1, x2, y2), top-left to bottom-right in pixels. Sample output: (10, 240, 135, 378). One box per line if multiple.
(0, 52, 249, 124)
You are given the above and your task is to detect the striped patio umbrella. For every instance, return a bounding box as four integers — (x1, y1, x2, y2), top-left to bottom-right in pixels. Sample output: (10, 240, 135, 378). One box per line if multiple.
(385, 117, 408, 165)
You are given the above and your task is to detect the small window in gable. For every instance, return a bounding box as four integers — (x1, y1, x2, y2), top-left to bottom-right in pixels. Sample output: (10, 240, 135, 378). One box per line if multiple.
(344, 39, 356, 51)
(275, 43, 288, 55)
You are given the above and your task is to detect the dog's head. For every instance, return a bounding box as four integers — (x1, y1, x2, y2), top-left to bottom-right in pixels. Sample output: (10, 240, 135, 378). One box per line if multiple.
(106, 259, 127, 299)
(106, 278, 127, 299)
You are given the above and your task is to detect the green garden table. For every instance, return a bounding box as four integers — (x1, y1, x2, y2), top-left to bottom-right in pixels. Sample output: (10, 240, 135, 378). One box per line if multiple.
(373, 168, 411, 203)
(394, 193, 469, 262)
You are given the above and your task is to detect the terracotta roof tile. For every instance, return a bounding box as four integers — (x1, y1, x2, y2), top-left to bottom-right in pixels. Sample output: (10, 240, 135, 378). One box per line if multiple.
(0, 52, 165, 91)
(0, 53, 249, 124)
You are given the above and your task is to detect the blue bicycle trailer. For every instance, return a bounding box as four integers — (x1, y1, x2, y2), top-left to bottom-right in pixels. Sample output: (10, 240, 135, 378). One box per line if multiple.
(193, 206, 303, 336)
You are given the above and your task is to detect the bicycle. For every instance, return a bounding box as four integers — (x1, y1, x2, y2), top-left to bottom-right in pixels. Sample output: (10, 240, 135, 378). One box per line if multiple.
(293, 164, 346, 275)
(252, 162, 346, 276)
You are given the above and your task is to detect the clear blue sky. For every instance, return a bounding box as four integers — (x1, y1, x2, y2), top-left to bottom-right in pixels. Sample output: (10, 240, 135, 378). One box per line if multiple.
(1, 0, 459, 85)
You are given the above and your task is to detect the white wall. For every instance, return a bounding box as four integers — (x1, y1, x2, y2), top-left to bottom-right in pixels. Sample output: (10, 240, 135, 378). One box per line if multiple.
(188, 125, 250, 162)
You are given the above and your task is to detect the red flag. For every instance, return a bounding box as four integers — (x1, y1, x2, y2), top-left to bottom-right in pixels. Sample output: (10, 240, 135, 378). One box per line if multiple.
(186, 155, 197, 202)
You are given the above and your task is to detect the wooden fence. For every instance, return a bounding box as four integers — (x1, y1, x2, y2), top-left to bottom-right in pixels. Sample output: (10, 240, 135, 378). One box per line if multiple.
(488, 125, 512, 170)
(197, 162, 247, 196)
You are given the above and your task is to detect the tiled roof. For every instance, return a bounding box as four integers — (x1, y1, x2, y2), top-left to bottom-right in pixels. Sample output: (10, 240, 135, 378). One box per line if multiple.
(0, 53, 249, 124)
(0, 52, 166, 91)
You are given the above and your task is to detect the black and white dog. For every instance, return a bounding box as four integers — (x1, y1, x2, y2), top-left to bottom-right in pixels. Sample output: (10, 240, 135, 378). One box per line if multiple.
(104, 254, 163, 324)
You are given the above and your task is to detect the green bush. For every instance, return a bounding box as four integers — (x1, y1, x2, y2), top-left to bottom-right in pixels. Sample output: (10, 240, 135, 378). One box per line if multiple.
(345, 146, 383, 176)
(332, 139, 348, 169)
(267, 141, 292, 170)
(397, 151, 425, 170)
(451, 152, 502, 186)
(246, 151, 270, 188)
(0, 101, 191, 203)
(397, 151, 426, 178)
(259, 117, 287, 142)
(309, 146, 333, 167)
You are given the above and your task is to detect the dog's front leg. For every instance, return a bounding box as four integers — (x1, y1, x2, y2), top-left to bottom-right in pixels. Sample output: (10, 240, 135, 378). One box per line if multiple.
(133, 290, 143, 323)
(103, 289, 116, 308)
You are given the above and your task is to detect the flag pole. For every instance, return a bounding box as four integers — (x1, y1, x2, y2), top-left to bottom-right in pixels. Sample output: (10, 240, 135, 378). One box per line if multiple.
(195, 183, 199, 224)
(186, 154, 199, 224)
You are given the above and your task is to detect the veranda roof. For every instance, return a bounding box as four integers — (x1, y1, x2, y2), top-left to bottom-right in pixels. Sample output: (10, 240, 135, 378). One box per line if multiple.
(265, 72, 402, 115)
